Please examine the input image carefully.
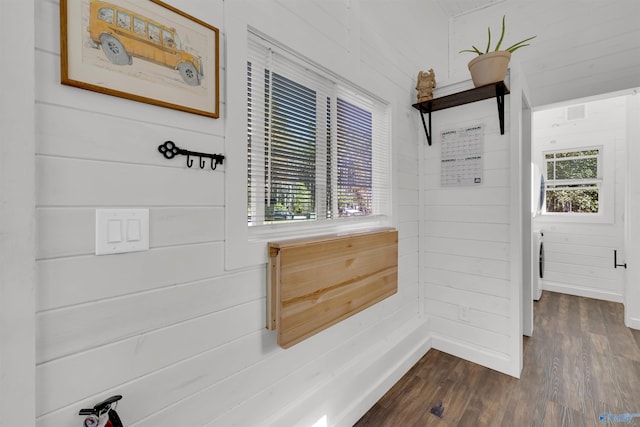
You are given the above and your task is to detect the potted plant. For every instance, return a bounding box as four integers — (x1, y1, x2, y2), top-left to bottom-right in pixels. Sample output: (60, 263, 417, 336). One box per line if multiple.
(460, 15, 535, 87)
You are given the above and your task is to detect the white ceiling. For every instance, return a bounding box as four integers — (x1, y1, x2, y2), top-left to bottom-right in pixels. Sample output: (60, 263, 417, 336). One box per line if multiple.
(443, 0, 640, 106)
(434, 0, 504, 17)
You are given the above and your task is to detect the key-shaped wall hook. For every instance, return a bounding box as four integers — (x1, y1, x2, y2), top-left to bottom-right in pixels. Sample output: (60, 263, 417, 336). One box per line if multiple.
(158, 141, 225, 171)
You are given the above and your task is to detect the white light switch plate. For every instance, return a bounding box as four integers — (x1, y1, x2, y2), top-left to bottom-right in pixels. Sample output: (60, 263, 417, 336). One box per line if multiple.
(96, 209, 149, 255)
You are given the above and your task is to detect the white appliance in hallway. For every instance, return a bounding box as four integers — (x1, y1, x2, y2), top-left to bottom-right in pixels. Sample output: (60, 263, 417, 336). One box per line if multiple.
(531, 163, 545, 301)
(531, 163, 545, 217)
(533, 229, 544, 300)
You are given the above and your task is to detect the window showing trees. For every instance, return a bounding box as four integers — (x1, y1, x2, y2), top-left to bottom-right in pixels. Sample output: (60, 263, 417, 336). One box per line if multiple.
(247, 34, 389, 226)
(337, 98, 373, 217)
(544, 148, 601, 213)
(262, 70, 319, 222)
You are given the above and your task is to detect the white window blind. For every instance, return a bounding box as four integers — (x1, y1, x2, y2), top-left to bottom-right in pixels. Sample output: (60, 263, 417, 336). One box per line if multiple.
(247, 33, 390, 226)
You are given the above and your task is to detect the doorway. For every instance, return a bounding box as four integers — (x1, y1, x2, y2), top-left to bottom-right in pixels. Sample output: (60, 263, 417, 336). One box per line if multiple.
(531, 91, 633, 308)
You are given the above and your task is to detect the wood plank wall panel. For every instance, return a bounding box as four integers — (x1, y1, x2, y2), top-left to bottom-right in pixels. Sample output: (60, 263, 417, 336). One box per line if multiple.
(541, 229, 622, 298)
(35, 1, 241, 425)
(422, 101, 514, 363)
(269, 229, 399, 348)
(37, 243, 224, 312)
(37, 290, 265, 415)
(36, 104, 224, 166)
(37, 207, 224, 259)
(1, 1, 36, 425)
(36, 156, 223, 207)
(33, 0, 434, 425)
(37, 247, 226, 363)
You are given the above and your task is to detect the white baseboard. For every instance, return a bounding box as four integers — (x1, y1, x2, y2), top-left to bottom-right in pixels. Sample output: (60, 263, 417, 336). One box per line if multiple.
(336, 320, 432, 426)
(542, 281, 624, 303)
(264, 318, 432, 427)
(430, 334, 518, 378)
(626, 315, 640, 330)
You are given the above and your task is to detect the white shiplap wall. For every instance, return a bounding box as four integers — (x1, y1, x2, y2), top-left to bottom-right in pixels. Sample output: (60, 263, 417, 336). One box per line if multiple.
(625, 93, 640, 328)
(7, 0, 638, 425)
(0, 2, 36, 426)
(421, 90, 518, 374)
(34, 0, 448, 426)
(533, 95, 628, 302)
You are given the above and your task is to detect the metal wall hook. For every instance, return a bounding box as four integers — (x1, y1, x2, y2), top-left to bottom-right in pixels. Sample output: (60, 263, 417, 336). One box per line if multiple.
(158, 140, 178, 159)
(158, 140, 225, 171)
(614, 249, 627, 269)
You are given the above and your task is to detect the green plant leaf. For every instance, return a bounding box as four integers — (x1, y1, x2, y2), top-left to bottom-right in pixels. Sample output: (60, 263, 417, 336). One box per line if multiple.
(494, 15, 506, 51)
(458, 15, 535, 56)
(459, 46, 483, 55)
(508, 43, 531, 53)
(505, 36, 537, 52)
(485, 27, 491, 53)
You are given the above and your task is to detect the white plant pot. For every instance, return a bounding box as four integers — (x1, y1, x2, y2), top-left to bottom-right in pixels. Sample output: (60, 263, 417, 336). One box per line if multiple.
(467, 50, 511, 87)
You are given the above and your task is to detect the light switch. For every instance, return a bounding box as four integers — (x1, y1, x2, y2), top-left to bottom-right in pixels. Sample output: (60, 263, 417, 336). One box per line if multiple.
(127, 219, 141, 242)
(96, 209, 149, 255)
(107, 219, 122, 243)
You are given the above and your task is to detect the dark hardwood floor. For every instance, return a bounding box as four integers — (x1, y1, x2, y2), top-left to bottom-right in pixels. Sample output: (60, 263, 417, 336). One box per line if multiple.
(354, 291, 640, 426)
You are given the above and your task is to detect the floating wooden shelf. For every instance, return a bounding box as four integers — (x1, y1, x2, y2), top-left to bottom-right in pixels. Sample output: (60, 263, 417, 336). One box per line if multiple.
(412, 81, 510, 145)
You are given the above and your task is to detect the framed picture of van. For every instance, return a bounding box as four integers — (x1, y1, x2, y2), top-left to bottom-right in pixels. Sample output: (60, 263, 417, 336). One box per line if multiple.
(60, 0, 220, 118)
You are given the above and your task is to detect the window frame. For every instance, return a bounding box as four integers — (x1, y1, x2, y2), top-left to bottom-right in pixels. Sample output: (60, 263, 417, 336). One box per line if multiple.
(224, 22, 395, 271)
(539, 145, 613, 223)
(246, 33, 392, 238)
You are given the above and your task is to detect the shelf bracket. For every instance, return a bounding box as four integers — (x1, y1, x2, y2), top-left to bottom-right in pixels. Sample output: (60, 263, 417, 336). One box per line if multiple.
(412, 81, 511, 146)
(418, 104, 432, 146)
(496, 84, 506, 135)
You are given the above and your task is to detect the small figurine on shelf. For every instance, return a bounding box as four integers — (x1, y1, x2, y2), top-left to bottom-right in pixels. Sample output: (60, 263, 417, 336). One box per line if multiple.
(416, 68, 436, 102)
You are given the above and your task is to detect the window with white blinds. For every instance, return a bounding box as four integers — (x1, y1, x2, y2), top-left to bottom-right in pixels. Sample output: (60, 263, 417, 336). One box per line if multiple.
(247, 33, 390, 226)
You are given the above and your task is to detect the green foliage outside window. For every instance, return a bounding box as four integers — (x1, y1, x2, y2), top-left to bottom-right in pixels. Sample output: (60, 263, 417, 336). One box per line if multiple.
(545, 149, 600, 214)
(546, 187, 599, 213)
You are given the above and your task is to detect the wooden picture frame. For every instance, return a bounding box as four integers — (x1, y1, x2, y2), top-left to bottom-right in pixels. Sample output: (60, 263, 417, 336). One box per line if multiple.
(60, 0, 219, 118)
